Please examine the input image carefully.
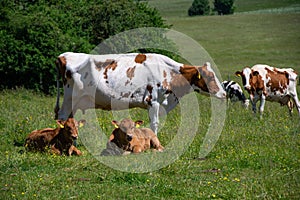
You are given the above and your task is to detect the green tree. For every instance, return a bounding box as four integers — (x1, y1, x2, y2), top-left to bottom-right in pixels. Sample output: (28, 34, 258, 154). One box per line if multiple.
(0, 0, 170, 94)
(188, 0, 210, 16)
(214, 0, 235, 15)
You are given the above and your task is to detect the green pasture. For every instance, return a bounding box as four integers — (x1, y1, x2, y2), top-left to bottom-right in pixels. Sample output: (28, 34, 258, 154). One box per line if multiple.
(148, 0, 300, 17)
(1, 0, 300, 199)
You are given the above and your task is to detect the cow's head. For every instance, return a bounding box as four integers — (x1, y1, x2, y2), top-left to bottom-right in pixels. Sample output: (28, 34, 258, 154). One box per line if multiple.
(57, 118, 86, 140)
(111, 119, 143, 142)
(183, 62, 226, 99)
(235, 67, 252, 92)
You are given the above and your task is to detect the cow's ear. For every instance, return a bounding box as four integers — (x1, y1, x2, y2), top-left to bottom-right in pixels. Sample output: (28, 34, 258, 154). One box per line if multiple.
(252, 71, 259, 76)
(235, 71, 242, 77)
(112, 120, 119, 128)
(56, 120, 64, 128)
(284, 72, 289, 79)
(197, 71, 201, 79)
(78, 119, 86, 128)
(135, 120, 143, 128)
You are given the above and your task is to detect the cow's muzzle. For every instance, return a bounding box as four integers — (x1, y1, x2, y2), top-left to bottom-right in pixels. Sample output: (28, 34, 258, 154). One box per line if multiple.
(244, 86, 251, 92)
(71, 135, 78, 140)
(126, 134, 133, 142)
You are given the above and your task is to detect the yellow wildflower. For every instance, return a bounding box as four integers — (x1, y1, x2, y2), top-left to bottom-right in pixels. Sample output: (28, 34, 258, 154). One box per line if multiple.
(234, 178, 240, 182)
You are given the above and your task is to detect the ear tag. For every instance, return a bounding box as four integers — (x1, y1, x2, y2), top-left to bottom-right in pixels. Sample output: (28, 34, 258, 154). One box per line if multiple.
(236, 74, 241, 77)
(135, 124, 140, 128)
(198, 73, 201, 79)
(59, 124, 64, 128)
(79, 122, 84, 128)
(114, 124, 119, 128)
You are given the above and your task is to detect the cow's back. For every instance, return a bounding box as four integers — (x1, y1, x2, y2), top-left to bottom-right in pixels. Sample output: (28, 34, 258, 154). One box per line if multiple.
(136, 128, 163, 150)
(25, 128, 59, 151)
(67, 53, 183, 111)
(253, 65, 297, 104)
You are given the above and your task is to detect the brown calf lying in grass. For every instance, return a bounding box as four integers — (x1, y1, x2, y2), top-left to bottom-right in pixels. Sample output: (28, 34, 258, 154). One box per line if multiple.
(25, 118, 85, 156)
(101, 118, 164, 155)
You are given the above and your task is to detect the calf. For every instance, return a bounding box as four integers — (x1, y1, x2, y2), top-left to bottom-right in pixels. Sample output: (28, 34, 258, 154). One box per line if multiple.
(104, 118, 164, 154)
(235, 64, 300, 117)
(222, 80, 249, 108)
(25, 118, 85, 156)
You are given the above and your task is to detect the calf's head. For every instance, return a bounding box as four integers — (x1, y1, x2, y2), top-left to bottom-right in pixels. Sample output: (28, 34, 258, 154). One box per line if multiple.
(57, 118, 86, 139)
(112, 119, 143, 142)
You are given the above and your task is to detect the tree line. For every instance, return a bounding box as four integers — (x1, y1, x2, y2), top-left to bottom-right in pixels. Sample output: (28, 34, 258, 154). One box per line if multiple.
(188, 0, 235, 16)
(0, 0, 170, 94)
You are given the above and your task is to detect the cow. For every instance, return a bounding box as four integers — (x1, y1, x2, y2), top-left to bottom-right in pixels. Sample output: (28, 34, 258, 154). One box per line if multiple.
(235, 64, 300, 117)
(25, 118, 85, 156)
(222, 80, 249, 108)
(54, 52, 227, 134)
(101, 118, 164, 155)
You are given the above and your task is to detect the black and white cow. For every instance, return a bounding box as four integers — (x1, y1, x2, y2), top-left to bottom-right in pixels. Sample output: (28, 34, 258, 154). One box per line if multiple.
(222, 80, 249, 108)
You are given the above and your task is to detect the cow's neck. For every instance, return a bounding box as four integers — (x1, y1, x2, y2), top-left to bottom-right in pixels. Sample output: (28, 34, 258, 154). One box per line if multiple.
(170, 70, 195, 99)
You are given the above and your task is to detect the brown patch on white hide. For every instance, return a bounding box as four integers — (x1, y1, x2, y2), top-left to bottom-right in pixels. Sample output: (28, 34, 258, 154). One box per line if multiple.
(102, 60, 118, 79)
(55, 56, 67, 85)
(126, 66, 136, 80)
(135, 54, 147, 64)
(265, 67, 289, 94)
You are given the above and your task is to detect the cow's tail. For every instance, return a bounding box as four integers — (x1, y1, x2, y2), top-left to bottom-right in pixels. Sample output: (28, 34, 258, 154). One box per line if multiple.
(54, 59, 61, 119)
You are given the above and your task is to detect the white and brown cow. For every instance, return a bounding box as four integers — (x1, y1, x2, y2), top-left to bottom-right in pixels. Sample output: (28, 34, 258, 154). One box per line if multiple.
(235, 64, 300, 117)
(54, 52, 226, 134)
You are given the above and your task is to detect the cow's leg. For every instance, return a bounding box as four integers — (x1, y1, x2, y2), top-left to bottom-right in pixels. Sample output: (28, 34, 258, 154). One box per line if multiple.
(290, 93, 300, 116)
(259, 94, 266, 118)
(150, 137, 164, 152)
(143, 139, 151, 150)
(69, 145, 82, 156)
(250, 94, 257, 114)
(51, 145, 62, 155)
(132, 145, 143, 154)
(57, 86, 73, 120)
(287, 100, 294, 116)
(148, 101, 160, 135)
(226, 97, 230, 107)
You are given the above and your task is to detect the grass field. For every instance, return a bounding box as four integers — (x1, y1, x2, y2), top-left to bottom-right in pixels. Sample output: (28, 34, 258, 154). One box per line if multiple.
(1, 0, 300, 199)
(148, 0, 300, 17)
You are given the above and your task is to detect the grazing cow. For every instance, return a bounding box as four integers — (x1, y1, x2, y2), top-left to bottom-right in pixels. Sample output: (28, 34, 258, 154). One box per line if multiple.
(54, 52, 226, 134)
(102, 118, 164, 155)
(235, 64, 300, 116)
(222, 80, 249, 107)
(25, 118, 85, 156)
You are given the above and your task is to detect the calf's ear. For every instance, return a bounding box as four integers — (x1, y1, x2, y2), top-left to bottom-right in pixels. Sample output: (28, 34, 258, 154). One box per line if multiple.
(235, 71, 242, 77)
(252, 71, 259, 76)
(56, 120, 65, 128)
(78, 119, 86, 128)
(111, 120, 119, 128)
(135, 120, 144, 128)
